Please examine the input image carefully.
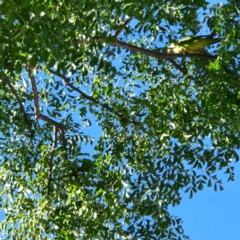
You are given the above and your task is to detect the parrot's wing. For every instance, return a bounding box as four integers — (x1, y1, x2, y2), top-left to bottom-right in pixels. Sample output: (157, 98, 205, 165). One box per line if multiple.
(178, 36, 223, 46)
(177, 37, 223, 53)
(177, 36, 206, 45)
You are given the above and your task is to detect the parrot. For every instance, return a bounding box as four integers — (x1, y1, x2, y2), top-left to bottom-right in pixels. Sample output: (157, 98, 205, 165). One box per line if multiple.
(167, 35, 223, 54)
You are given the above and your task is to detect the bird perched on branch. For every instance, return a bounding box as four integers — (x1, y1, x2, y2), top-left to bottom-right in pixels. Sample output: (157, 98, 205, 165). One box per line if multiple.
(167, 35, 223, 54)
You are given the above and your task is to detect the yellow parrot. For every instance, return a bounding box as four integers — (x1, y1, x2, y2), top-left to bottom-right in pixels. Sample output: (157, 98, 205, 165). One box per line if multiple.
(167, 35, 223, 54)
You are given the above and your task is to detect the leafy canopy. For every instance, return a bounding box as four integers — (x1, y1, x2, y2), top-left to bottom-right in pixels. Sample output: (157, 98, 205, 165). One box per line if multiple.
(0, 0, 239, 239)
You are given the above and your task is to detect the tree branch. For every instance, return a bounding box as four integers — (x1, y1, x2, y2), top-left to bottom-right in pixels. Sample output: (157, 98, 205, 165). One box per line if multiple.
(88, 37, 218, 60)
(46, 68, 139, 126)
(167, 59, 188, 75)
(47, 126, 58, 200)
(27, 64, 69, 160)
(27, 64, 40, 125)
(106, 17, 133, 55)
(113, 18, 133, 38)
(6, 79, 34, 138)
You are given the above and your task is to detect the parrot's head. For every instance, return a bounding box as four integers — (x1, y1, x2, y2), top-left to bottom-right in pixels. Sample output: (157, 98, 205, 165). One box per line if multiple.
(167, 43, 176, 53)
(167, 43, 185, 54)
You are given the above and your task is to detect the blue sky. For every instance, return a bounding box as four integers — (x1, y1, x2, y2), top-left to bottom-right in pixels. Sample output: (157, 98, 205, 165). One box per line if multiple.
(171, 162, 240, 240)
(170, 1, 240, 239)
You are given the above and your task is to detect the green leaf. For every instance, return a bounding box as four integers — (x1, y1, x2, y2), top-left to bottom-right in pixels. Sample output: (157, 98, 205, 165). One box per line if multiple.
(15, 61, 22, 74)
(29, 54, 39, 67)
(198, 181, 204, 190)
(189, 190, 194, 199)
(95, 188, 104, 197)
(207, 179, 212, 187)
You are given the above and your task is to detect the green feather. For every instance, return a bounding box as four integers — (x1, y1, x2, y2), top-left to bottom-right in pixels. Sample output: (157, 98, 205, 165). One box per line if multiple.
(168, 35, 223, 54)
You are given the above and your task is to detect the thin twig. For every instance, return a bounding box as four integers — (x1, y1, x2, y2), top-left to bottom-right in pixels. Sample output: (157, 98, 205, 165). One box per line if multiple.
(206, 30, 217, 38)
(167, 59, 188, 75)
(222, 65, 240, 89)
(106, 17, 133, 55)
(27, 64, 40, 126)
(57, 127, 68, 161)
(113, 18, 133, 38)
(47, 126, 58, 199)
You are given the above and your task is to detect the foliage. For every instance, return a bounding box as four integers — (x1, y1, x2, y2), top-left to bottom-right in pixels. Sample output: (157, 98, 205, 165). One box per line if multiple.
(0, 0, 239, 239)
